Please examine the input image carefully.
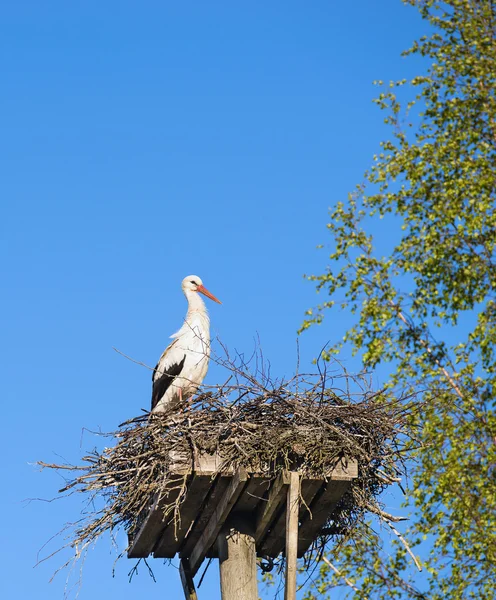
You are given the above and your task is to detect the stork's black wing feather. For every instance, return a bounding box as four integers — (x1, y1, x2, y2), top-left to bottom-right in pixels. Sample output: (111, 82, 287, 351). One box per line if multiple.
(151, 353, 186, 411)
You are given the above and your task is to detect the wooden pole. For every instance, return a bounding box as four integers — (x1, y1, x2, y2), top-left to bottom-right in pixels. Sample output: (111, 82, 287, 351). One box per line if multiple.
(284, 472, 300, 600)
(217, 516, 258, 600)
(180, 559, 198, 600)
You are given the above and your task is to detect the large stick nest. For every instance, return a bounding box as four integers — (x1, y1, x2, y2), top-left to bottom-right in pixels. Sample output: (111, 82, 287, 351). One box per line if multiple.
(39, 352, 414, 575)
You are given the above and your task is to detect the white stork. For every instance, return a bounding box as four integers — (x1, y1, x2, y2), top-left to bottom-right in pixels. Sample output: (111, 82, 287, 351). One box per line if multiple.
(151, 275, 221, 413)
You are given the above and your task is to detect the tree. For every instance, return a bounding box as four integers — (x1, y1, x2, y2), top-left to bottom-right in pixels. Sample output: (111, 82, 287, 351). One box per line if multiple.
(300, 1, 496, 598)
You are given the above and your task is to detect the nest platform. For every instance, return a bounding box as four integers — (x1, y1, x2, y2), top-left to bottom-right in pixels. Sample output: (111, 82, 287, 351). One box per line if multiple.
(128, 452, 358, 577)
(39, 364, 408, 600)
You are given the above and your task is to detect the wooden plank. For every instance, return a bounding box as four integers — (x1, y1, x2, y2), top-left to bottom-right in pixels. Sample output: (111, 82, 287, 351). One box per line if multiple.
(325, 457, 358, 480)
(127, 475, 187, 558)
(259, 509, 285, 557)
(240, 459, 355, 558)
(180, 475, 231, 557)
(206, 476, 271, 558)
(217, 517, 258, 600)
(180, 558, 198, 600)
(269, 460, 357, 558)
(284, 472, 300, 600)
(256, 460, 357, 556)
(127, 454, 357, 561)
(153, 474, 213, 558)
(129, 452, 227, 558)
(255, 471, 291, 544)
(170, 450, 234, 475)
(297, 479, 351, 557)
(259, 478, 320, 558)
(188, 468, 249, 577)
(299, 478, 325, 519)
(233, 477, 271, 514)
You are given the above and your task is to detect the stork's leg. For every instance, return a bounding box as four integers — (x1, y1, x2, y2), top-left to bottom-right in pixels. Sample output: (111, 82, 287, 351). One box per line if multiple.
(187, 388, 197, 407)
(179, 387, 183, 403)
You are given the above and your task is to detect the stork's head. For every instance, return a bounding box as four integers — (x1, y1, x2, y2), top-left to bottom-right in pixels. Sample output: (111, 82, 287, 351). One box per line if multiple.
(182, 275, 222, 304)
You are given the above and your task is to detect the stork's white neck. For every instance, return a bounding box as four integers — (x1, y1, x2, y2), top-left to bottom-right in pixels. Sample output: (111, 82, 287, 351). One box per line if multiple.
(170, 289, 210, 340)
(185, 289, 208, 315)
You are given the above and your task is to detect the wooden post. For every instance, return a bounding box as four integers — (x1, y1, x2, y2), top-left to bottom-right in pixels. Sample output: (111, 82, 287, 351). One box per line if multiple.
(217, 516, 258, 600)
(180, 559, 198, 600)
(284, 472, 300, 600)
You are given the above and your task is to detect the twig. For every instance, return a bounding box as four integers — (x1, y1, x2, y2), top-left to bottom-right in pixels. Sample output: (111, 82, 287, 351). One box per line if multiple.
(321, 556, 364, 596)
(382, 519, 422, 572)
(112, 347, 156, 373)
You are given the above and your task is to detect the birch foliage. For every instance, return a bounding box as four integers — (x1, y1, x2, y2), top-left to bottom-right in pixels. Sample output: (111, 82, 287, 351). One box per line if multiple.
(301, 1, 496, 597)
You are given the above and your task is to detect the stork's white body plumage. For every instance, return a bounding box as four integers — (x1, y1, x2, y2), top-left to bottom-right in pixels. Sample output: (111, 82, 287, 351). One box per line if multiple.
(151, 276, 221, 413)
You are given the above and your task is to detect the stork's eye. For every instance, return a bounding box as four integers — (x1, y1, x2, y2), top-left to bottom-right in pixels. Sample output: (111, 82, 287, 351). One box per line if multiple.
(190, 280, 198, 285)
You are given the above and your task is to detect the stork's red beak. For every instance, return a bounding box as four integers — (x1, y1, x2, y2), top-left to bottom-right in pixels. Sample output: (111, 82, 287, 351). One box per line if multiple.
(197, 284, 222, 304)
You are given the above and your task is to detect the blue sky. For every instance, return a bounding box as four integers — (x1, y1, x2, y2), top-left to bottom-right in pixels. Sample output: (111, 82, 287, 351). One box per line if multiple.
(1, 2, 427, 598)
